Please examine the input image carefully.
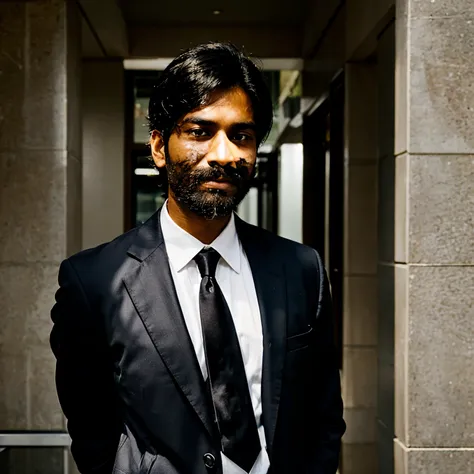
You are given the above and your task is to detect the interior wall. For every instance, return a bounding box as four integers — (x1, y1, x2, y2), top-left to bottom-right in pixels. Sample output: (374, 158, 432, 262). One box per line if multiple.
(376, 23, 396, 474)
(302, 0, 395, 108)
(302, 0, 343, 58)
(345, 0, 394, 59)
(303, 2, 398, 472)
(82, 59, 125, 249)
(342, 62, 379, 474)
(303, 3, 346, 103)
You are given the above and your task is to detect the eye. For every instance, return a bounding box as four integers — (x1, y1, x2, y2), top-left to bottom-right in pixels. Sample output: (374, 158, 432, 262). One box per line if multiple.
(233, 133, 253, 142)
(188, 129, 209, 138)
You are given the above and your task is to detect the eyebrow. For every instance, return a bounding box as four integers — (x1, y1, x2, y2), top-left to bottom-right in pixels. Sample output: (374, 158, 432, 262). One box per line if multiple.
(180, 117, 257, 131)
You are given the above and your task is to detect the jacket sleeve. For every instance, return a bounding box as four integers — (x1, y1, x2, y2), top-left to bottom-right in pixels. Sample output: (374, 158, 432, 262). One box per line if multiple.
(307, 250, 346, 474)
(50, 258, 122, 474)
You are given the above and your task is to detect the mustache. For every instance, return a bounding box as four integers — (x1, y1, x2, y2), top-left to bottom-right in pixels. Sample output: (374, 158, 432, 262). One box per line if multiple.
(188, 162, 252, 185)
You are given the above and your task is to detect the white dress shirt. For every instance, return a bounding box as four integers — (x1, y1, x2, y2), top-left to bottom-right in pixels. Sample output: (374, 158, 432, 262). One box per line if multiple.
(160, 203, 270, 474)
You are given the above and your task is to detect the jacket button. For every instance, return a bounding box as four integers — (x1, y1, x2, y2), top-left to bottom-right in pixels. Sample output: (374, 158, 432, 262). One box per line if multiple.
(203, 453, 216, 469)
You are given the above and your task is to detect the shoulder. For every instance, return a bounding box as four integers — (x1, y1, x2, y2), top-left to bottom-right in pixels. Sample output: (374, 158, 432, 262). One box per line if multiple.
(238, 219, 323, 272)
(240, 221, 327, 307)
(237, 218, 319, 258)
(58, 226, 140, 300)
(68, 226, 138, 272)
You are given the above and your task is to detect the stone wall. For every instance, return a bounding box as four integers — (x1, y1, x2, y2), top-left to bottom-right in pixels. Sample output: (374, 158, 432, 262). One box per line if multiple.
(394, 0, 474, 471)
(0, 0, 82, 472)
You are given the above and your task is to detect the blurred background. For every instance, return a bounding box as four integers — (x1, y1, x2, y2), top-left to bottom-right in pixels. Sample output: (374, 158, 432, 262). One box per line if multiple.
(0, 0, 473, 473)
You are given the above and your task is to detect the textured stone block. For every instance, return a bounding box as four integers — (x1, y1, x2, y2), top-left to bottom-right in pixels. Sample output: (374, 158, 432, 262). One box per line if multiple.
(66, 1, 82, 159)
(0, 263, 57, 351)
(394, 0, 408, 156)
(378, 155, 395, 263)
(343, 347, 378, 408)
(411, 0, 472, 19)
(394, 154, 408, 263)
(395, 440, 474, 474)
(5, 448, 64, 474)
(0, 1, 80, 155)
(345, 164, 378, 275)
(0, 2, 26, 151)
(394, 264, 408, 445)
(0, 352, 28, 430)
(0, 263, 61, 430)
(29, 346, 63, 430)
(342, 443, 378, 474)
(343, 407, 377, 443)
(377, 264, 395, 434)
(343, 276, 378, 346)
(377, 23, 395, 160)
(378, 421, 395, 474)
(67, 154, 83, 256)
(345, 63, 378, 161)
(0, 151, 67, 263)
(0, 264, 58, 348)
(0, 346, 62, 430)
(407, 449, 474, 474)
(408, 155, 474, 265)
(24, 0, 68, 150)
(408, 17, 474, 154)
(407, 266, 474, 447)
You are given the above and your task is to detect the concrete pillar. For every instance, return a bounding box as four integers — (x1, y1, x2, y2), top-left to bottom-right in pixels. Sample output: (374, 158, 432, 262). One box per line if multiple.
(0, 0, 81, 472)
(341, 63, 379, 474)
(394, 1, 474, 472)
(82, 59, 125, 249)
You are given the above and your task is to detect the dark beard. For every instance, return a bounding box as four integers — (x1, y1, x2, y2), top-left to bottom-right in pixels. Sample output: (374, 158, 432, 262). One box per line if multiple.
(166, 158, 253, 220)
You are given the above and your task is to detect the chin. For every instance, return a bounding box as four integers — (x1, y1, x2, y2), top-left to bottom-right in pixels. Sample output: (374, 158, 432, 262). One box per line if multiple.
(172, 184, 249, 219)
(202, 186, 237, 198)
(185, 193, 238, 220)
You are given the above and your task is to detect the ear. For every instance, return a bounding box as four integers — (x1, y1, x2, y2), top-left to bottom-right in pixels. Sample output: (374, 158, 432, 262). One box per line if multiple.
(149, 130, 166, 169)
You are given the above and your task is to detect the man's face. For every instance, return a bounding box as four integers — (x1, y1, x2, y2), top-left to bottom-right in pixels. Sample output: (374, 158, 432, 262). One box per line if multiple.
(150, 87, 258, 219)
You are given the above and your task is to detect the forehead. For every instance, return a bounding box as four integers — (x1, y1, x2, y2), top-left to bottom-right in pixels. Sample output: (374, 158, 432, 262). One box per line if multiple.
(183, 87, 254, 124)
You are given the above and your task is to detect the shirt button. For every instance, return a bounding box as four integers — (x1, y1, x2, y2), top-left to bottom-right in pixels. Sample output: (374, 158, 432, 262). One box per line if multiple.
(203, 452, 216, 469)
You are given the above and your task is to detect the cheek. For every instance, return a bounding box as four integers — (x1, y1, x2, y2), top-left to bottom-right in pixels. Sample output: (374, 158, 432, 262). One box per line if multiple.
(185, 148, 203, 165)
(169, 139, 207, 165)
(237, 157, 256, 175)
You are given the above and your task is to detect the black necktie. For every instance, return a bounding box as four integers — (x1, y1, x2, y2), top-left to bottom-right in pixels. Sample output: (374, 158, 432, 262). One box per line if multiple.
(194, 248, 260, 473)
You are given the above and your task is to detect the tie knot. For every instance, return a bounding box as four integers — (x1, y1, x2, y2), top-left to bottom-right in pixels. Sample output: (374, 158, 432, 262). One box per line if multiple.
(194, 248, 221, 278)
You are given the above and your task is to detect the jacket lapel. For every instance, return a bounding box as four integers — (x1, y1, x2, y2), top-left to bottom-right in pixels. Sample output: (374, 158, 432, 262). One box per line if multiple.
(123, 210, 214, 437)
(236, 217, 287, 455)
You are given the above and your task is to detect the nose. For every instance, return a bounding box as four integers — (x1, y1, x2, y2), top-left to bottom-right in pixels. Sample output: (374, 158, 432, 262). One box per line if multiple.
(207, 131, 237, 167)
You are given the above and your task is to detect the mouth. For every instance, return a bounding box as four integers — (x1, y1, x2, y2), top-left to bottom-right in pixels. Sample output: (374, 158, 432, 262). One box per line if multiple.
(201, 180, 236, 191)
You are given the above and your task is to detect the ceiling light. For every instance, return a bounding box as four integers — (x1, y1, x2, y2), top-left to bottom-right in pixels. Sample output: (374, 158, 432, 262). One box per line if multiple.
(134, 168, 159, 176)
(213, 10, 222, 15)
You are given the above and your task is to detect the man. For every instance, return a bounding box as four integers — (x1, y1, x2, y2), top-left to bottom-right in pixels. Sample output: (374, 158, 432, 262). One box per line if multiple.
(51, 42, 345, 474)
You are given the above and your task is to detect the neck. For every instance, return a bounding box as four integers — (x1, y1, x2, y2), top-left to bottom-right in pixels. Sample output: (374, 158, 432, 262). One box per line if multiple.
(166, 196, 231, 245)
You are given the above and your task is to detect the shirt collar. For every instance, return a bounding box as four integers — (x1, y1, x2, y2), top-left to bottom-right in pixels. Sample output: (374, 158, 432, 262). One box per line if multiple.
(160, 202, 241, 274)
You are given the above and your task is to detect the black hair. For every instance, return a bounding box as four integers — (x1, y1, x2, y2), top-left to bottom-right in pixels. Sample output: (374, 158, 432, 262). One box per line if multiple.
(148, 42, 273, 146)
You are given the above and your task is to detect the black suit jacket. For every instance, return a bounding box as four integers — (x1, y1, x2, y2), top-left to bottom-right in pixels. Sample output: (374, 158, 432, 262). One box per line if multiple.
(50, 210, 345, 474)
